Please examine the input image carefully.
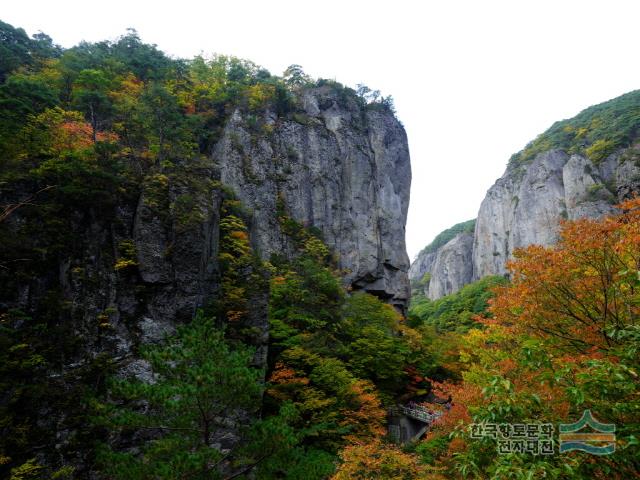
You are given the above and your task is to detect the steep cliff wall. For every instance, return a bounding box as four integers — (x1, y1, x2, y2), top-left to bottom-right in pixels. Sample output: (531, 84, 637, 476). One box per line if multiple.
(412, 90, 640, 299)
(473, 149, 635, 279)
(409, 220, 474, 299)
(408, 251, 436, 284)
(0, 82, 411, 473)
(427, 231, 474, 299)
(215, 86, 411, 310)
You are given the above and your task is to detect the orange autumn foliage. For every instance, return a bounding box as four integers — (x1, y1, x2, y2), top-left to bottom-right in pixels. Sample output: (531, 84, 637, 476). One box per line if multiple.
(413, 199, 640, 478)
(24, 107, 118, 158)
(56, 121, 118, 151)
(229, 230, 249, 241)
(490, 197, 640, 353)
(428, 380, 476, 432)
(267, 362, 386, 443)
(331, 440, 427, 480)
(339, 379, 386, 441)
(267, 362, 310, 400)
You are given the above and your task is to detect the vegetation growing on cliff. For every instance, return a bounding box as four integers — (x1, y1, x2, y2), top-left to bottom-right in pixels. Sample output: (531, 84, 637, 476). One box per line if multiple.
(410, 220, 476, 295)
(0, 19, 402, 479)
(256, 202, 436, 477)
(509, 89, 640, 166)
(409, 275, 506, 332)
(414, 219, 475, 260)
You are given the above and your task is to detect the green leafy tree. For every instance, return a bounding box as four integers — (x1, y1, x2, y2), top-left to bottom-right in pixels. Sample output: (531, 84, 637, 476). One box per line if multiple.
(111, 29, 180, 81)
(94, 312, 270, 479)
(340, 292, 411, 395)
(141, 82, 186, 162)
(0, 74, 58, 119)
(72, 69, 112, 141)
(0, 20, 59, 82)
(409, 275, 506, 332)
(282, 65, 310, 87)
(0, 21, 34, 81)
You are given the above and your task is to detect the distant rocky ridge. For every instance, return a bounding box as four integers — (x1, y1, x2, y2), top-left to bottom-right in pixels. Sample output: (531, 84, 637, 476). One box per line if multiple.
(409, 220, 474, 299)
(411, 92, 640, 299)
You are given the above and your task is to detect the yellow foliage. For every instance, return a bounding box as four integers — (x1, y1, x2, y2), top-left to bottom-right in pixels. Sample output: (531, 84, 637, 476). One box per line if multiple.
(585, 138, 616, 162)
(247, 83, 276, 111)
(332, 440, 427, 480)
(114, 259, 137, 271)
(303, 236, 330, 260)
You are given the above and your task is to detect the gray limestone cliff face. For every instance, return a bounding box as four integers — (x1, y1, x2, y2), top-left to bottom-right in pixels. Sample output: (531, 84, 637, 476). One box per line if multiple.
(413, 146, 640, 300)
(408, 220, 475, 299)
(214, 86, 412, 311)
(408, 251, 436, 283)
(473, 150, 568, 279)
(472, 148, 635, 280)
(40, 166, 228, 375)
(427, 232, 474, 300)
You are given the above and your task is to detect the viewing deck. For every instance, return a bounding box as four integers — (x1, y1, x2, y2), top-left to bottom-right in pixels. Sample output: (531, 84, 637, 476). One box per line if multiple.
(388, 405, 444, 444)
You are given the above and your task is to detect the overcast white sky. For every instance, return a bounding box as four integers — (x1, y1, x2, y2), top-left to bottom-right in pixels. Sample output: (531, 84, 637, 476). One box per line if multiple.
(4, 1, 640, 258)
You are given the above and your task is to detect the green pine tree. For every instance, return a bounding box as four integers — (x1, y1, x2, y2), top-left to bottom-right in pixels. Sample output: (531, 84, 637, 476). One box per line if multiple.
(94, 311, 295, 479)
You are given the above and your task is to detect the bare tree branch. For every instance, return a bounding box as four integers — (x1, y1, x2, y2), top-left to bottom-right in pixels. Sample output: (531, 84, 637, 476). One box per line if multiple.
(0, 185, 56, 223)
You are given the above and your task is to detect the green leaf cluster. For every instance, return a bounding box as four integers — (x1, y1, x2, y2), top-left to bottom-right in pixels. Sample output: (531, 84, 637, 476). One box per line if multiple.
(509, 89, 640, 167)
(409, 275, 506, 332)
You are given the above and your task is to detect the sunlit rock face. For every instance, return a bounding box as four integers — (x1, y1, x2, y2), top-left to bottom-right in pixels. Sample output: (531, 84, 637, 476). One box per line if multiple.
(408, 251, 436, 284)
(427, 231, 474, 300)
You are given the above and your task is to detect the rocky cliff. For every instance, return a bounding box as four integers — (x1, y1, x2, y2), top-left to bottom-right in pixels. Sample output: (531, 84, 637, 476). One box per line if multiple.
(412, 90, 640, 299)
(427, 231, 474, 299)
(408, 250, 436, 284)
(0, 81, 411, 473)
(2, 84, 411, 362)
(409, 219, 474, 299)
(472, 149, 627, 279)
(216, 86, 411, 311)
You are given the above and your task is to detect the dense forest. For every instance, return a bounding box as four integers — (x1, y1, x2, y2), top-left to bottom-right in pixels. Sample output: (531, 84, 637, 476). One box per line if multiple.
(0, 19, 639, 480)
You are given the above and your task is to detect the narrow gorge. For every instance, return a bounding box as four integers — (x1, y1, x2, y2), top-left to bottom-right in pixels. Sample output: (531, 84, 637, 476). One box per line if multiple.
(1, 18, 639, 480)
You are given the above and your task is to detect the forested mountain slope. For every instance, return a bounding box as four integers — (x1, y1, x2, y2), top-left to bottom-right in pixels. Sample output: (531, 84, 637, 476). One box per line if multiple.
(0, 20, 418, 479)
